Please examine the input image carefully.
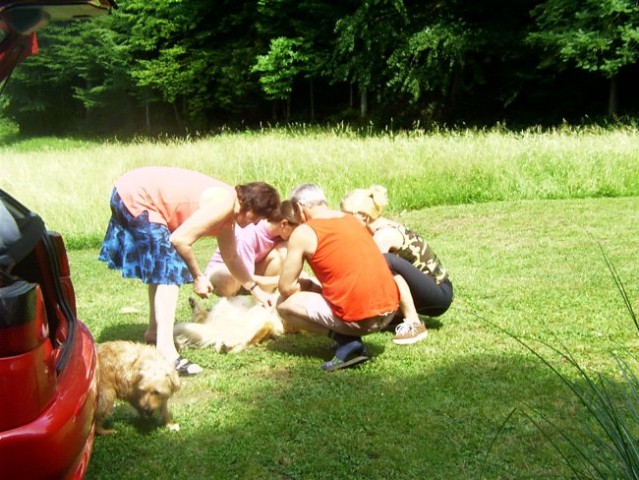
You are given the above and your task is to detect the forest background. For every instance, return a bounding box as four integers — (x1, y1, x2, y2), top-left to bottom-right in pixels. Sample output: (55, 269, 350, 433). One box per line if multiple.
(2, 0, 639, 137)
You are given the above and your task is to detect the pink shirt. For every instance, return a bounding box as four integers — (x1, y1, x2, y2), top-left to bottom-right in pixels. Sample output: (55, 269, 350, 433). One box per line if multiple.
(115, 166, 235, 233)
(204, 220, 280, 275)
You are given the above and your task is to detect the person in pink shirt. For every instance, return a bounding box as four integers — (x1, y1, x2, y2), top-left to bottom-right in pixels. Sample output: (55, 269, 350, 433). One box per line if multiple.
(98, 166, 280, 376)
(204, 200, 298, 296)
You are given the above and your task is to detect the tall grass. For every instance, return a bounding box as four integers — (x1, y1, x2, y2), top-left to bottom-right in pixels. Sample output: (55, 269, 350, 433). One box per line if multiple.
(1, 126, 638, 248)
(486, 246, 639, 479)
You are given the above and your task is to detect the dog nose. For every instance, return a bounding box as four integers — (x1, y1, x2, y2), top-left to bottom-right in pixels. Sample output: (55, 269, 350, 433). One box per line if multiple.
(143, 407, 154, 417)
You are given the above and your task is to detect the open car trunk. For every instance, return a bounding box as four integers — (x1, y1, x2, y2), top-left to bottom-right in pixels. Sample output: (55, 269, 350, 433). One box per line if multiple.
(0, 189, 79, 370)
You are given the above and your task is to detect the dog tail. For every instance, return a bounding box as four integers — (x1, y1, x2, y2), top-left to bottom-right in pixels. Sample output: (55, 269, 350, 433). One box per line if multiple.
(174, 322, 216, 349)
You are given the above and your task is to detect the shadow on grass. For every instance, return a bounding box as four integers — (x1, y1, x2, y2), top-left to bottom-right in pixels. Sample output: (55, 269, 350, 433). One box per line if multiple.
(96, 323, 148, 343)
(86, 337, 592, 480)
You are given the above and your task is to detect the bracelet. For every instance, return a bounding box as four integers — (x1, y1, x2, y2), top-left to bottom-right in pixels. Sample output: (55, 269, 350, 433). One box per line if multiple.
(249, 282, 258, 291)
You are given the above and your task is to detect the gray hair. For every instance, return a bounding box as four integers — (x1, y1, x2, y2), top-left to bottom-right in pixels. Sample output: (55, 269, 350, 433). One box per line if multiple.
(289, 183, 327, 207)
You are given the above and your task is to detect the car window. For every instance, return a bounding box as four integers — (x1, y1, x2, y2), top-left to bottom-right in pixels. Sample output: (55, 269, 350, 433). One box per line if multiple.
(0, 200, 21, 252)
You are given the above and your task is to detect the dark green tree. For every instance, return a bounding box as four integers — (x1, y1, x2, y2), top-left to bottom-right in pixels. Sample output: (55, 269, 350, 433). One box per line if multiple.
(252, 37, 308, 121)
(385, 6, 476, 122)
(382, 0, 544, 126)
(331, 0, 408, 119)
(4, 0, 639, 134)
(254, 0, 351, 121)
(2, 18, 125, 134)
(527, 0, 639, 116)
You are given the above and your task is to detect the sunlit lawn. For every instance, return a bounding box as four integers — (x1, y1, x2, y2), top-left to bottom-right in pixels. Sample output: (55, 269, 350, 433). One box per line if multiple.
(2, 129, 638, 478)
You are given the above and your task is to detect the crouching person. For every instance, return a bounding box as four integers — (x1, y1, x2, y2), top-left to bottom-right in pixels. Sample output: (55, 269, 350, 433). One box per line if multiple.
(276, 183, 399, 371)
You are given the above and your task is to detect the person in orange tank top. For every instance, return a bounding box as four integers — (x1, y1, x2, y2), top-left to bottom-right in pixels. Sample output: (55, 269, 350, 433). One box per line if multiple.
(99, 166, 280, 376)
(277, 183, 399, 371)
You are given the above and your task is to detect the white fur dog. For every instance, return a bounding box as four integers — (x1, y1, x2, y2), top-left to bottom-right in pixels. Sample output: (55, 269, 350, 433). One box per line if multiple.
(174, 296, 298, 353)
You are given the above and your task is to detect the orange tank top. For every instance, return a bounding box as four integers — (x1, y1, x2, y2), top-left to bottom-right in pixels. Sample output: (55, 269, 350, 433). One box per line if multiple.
(307, 215, 399, 321)
(115, 166, 235, 233)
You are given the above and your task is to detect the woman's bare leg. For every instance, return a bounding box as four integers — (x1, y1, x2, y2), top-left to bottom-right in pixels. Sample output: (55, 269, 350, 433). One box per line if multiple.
(148, 284, 180, 361)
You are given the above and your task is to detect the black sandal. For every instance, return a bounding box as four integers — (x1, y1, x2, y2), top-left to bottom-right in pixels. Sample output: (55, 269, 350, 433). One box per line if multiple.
(322, 355, 369, 372)
(174, 356, 203, 376)
(322, 338, 369, 371)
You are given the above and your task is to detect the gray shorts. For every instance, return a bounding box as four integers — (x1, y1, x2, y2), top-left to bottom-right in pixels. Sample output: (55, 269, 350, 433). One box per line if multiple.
(305, 293, 396, 336)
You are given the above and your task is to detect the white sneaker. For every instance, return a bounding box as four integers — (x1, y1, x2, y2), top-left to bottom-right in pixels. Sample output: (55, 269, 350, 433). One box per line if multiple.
(392, 322, 429, 345)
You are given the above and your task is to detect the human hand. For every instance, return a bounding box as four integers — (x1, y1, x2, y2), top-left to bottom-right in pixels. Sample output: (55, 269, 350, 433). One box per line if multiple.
(252, 286, 277, 307)
(193, 275, 213, 299)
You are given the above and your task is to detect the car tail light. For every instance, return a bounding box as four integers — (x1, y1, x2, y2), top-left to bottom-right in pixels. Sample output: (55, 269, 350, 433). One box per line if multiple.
(0, 281, 49, 357)
(0, 281, 57, 431)
(8, 229, 78, 373)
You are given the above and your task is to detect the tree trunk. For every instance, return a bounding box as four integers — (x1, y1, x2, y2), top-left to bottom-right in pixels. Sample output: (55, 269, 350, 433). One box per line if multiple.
(309, 78, 315, 121)
(145, 101, 151, 132)
(172, 101, 183, 130)
(608, 76, 618, 118)
(360, 86, 368, 119)
(349, 82, 354, 109)
(84, 78, 92, 124)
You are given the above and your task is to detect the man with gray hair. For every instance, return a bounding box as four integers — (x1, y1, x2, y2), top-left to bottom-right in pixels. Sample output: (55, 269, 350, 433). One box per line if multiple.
(277, 183, 400, 371)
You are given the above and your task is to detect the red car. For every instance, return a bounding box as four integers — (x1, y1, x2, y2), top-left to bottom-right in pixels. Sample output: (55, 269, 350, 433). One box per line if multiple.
(0, 1, 115, 478)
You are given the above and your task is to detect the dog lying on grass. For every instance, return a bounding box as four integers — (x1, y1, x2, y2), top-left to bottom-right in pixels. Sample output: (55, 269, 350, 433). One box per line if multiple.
(173, 295, 299, 353)
(95, 341, 181, 435)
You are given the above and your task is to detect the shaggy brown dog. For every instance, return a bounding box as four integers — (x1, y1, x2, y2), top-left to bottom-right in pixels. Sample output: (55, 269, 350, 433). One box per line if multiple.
(173, 296, 299, 353)
(95, 341, 181, 435)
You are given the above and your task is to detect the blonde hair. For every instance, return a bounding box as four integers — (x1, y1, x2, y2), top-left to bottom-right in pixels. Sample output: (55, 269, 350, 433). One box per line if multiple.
(340, 185, 388, 221)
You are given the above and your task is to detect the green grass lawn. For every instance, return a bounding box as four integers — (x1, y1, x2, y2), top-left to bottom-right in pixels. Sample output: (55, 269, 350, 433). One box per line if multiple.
(75, 196, 638, 479)
(3, 128, 637, 478)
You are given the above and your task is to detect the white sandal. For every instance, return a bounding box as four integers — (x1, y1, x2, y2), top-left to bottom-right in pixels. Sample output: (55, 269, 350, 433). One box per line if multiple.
(174, 356, 203, 376)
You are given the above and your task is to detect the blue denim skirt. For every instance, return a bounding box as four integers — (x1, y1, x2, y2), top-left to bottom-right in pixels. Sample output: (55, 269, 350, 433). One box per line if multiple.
(98, 189, 193, 285)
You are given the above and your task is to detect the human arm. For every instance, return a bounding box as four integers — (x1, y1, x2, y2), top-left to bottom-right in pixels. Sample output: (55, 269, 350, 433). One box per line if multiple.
(217, 224, 275, 306)
(170, 187, 235, 297)
(250, 241, 292, 293)
(278, 225, 317, 298)
(371, 223, 403, 254)
(393, 274, 420, 325)
(251, 273, 280, 293)
(253, 270, 320, 293)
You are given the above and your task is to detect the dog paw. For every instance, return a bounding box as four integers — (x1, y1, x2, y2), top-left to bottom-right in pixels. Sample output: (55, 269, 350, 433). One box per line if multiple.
(167, 422, 180, 432)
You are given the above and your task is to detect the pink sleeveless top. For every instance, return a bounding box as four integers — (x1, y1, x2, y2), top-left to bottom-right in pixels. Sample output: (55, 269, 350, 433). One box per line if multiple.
(204, 220, 280, 276)
(115, 167, 235, 233)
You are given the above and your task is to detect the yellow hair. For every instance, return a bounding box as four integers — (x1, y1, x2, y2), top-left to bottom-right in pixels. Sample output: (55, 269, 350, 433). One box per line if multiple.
(340, 185, 388, 221)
